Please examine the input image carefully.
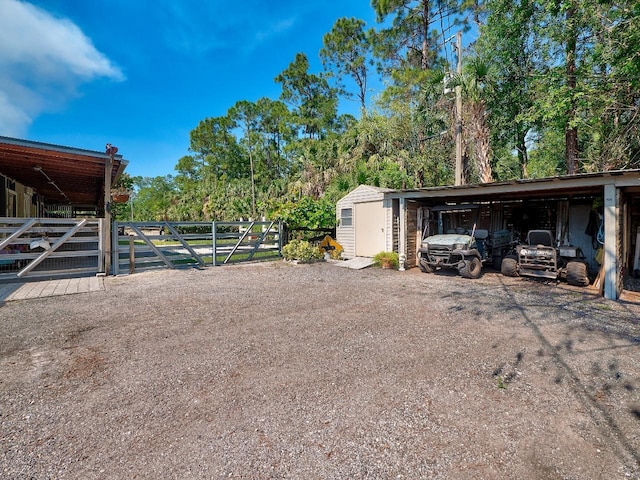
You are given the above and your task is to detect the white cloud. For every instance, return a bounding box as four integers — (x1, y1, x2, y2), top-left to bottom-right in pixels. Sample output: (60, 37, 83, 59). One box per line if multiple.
(0, 91, 32, 137)
(158, 2, 297, 57)
(0, 0, 124, 136)
(254, 18, 296, 44)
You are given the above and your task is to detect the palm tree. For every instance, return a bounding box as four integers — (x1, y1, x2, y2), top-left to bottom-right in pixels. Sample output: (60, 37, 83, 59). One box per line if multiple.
(452, 58, 494, 184)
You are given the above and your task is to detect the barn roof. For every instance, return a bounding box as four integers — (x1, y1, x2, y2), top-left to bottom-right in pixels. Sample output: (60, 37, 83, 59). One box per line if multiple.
(0, 135, 128, 206)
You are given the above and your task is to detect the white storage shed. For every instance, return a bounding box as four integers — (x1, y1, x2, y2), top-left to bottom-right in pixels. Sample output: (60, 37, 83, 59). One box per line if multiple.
(336, 185, 393, 259)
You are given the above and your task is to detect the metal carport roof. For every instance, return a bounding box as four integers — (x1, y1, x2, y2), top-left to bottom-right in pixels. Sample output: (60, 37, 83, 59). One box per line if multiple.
(385, 169, 640, 202)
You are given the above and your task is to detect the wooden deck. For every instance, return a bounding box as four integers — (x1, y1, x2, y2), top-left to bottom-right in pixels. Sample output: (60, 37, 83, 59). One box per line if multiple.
(0, 276, 104, 302)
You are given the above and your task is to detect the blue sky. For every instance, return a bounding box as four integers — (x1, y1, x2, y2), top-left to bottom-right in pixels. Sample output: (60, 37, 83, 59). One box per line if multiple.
(0, 0, 379, 178)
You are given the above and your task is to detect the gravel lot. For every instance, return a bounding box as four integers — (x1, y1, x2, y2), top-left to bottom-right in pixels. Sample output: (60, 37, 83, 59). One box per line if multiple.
(1, 261, 640, 479)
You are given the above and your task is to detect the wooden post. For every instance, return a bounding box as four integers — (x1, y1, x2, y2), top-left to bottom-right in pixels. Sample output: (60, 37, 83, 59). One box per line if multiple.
(103, 151, 113, 275)
(633, 227, 640, 274)
(603, 184, 619, 300)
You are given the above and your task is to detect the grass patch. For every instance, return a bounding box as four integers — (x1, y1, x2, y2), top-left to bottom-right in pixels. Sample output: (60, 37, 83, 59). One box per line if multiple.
(594, 303, 614, 311)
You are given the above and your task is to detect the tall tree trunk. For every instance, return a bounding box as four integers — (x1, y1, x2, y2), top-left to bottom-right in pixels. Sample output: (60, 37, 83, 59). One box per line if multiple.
(517, 134, 529, 179)
(244, 125, 257, 218)
(471, 103, 493, 183)
(421, 0, 430, 70)
(565, 2, 579, 175)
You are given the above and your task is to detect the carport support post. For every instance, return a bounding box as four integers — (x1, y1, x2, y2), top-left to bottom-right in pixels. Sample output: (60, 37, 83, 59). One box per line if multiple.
(603, 184, 619, 300)
(399, 198, 406, 270)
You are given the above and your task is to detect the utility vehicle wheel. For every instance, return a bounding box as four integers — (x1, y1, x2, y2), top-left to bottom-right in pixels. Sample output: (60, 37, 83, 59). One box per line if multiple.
(501, 256, 518, 277)
(418, 256, 433, 273)
(459, 257, 482, 279)
(566, 261, 589, 286)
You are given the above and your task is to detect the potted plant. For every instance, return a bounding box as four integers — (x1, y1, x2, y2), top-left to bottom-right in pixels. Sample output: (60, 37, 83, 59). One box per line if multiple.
(374, 251, 399, 269)
(111, 173, 133, 203)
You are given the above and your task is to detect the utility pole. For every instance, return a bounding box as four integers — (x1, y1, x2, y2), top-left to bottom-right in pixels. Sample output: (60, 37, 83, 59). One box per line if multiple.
(454, 31, 464, 186)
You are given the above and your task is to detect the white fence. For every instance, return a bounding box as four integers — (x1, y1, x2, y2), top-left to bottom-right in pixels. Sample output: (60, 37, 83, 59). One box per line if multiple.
(0, 217, 102, 281)
(113, 220, 282, 275)
(0, 218, 282, 281)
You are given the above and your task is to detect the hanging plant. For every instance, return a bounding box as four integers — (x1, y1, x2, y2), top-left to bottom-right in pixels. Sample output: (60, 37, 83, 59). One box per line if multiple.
(111, 173, 133, 203)
(111, 191, 130, 203)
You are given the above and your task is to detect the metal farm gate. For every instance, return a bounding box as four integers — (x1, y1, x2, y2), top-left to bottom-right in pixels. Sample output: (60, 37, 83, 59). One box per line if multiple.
(0, 217, 102, 281)
(113, 220, 282, 275)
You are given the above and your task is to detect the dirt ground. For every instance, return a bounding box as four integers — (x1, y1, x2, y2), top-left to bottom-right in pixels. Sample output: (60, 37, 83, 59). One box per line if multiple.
(1, 261, 640, 479)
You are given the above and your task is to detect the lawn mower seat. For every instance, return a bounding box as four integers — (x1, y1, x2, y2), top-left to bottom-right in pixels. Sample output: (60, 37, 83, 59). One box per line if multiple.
(527, 230, 554, 247)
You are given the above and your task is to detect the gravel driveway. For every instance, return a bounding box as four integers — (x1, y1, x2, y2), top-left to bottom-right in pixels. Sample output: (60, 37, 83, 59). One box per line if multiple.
(1, 261, 640, 479)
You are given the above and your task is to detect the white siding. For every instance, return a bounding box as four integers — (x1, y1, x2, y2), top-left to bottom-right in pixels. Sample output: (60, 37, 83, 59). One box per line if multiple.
(336, 185, 392, 259)
(382, 198, 393, 252)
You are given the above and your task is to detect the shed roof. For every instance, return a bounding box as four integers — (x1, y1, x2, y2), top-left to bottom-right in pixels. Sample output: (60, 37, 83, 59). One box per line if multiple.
(0, 136, 128, 206)
(387, 169, 640, 202)
(336, 184, 393, 207)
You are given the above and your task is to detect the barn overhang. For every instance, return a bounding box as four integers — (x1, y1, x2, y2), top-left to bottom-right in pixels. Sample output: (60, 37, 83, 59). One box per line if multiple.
(0, 135, 128, 208)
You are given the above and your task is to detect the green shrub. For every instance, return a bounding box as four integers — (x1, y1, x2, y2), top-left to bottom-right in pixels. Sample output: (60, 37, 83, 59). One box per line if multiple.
(270, 197, 336, 230)
(282, 240, 323, 263)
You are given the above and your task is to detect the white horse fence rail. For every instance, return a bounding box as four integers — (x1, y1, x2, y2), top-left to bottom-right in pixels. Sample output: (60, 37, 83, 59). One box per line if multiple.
(0, 217, 102, 281)
(113, 220, 282, 275)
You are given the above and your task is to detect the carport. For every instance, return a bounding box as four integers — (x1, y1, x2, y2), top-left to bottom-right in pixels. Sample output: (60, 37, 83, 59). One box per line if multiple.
(385, 170, 640, 301)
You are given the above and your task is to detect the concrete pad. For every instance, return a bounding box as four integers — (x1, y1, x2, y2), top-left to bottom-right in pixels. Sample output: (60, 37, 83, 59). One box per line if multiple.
(0, 276, 106, 302)
(65, 279, 79, 295)
(27, 282, 48, 298)
(8, 284, 32, 301)
(40, 281, 59, 297)
(77, 277, 90, 293)
(53, 279, 70, 296)
(334, 257, 375, 270)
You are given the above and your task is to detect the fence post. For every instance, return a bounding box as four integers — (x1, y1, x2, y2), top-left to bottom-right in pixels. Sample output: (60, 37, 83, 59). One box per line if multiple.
(129, 234, 135, 274)
(212, 221, 217, 266)
(98, 219, 105, 273)
(111, 220, 119, 276)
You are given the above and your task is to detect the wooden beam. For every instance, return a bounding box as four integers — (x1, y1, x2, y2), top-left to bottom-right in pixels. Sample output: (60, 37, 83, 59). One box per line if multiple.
(603, 184, 619, 300)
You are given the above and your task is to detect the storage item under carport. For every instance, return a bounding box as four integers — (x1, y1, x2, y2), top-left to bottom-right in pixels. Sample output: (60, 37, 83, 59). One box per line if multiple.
(417, 227, 512, 279)
(501, 229, 590, 286)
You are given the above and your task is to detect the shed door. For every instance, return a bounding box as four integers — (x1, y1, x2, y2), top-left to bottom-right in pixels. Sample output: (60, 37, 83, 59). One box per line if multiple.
(355, 201, 386, 257)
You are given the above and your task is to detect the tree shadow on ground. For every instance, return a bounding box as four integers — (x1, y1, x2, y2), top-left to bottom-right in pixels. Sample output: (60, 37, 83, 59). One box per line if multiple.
(491, 275, 640, 469)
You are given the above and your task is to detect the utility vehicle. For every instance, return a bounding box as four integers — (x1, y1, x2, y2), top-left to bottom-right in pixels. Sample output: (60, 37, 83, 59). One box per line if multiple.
(418, 226, 511, 279)
(500, 229, 589, 286)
